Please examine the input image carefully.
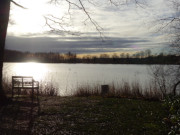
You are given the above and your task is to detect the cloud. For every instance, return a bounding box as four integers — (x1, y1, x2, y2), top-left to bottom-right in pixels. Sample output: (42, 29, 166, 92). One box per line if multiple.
(7, 0, 173, 54)
(5, 35, 164, 54)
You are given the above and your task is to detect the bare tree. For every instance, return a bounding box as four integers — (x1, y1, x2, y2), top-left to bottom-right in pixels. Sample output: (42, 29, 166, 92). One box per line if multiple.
(150, 65, 172, 97)
(150, 62, 180, 96)
(170, 1, 180, 95)
(153, 0, 180, 96)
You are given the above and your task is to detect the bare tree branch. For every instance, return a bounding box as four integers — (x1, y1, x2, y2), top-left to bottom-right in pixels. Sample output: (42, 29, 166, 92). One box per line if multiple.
(44, 15, 80, 35)
(11, 0, 27, 9)
(78, 0, 104, 39)
(158, 18, 176, 31)
(45, 0, 146, 39)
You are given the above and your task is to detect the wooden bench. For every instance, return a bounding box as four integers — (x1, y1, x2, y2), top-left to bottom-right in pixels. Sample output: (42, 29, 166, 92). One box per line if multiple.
(12, 76, 39, 100)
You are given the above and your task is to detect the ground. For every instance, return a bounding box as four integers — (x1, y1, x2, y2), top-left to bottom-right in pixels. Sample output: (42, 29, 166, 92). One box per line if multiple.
(0, 96, 169, 135)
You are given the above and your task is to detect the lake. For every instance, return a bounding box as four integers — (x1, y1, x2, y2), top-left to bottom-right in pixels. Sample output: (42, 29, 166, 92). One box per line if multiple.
(3, 62, 155, 96)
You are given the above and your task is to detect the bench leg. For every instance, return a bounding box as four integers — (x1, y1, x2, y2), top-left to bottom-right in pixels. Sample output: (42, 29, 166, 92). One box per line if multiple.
(37, 89, 39, 101)
(18, 88, 21, 97)
(37, 88, 40, 115)
(32, 88, 34, 103)
(12, 88, 14, 98)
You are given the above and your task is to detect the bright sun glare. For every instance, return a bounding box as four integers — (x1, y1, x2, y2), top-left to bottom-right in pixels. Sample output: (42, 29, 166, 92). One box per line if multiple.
(10, 0, 66, 35)
(13, 62, 48, 81)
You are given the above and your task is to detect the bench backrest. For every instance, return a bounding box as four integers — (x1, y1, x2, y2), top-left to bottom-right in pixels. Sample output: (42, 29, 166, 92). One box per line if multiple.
(12, 76, 39, 89)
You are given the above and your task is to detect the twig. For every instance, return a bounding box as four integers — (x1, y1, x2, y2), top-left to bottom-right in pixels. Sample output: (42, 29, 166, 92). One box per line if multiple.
(11, 0, 27, 9)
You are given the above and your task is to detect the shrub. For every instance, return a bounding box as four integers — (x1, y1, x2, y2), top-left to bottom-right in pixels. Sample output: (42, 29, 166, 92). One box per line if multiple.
(163, 95, 180, 135)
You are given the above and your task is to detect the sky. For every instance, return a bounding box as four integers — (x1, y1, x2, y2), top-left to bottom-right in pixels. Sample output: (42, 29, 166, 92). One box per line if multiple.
(6, 0, 176, 55)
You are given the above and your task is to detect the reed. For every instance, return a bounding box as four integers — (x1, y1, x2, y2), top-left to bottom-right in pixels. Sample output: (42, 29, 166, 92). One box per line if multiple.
(73, 80, 163, 100)
(2, 76, 164, 99)
(39, 81, 58, 96)
(73, 84, 100, 97)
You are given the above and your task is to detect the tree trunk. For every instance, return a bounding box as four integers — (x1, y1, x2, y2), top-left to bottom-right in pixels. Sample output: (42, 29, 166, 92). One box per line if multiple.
(173, 80, 180, 96)
(0, 0, 10, 104)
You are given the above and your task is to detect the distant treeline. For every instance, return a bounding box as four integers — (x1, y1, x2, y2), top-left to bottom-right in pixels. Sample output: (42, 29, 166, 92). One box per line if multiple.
(3, 49, 180, 64)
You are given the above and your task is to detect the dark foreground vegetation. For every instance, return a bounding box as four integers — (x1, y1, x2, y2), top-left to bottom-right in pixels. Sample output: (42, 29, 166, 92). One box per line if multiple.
(0, 96, 170, 135)
(1, 76, 180, 134)
(4, 49, 180, 64)
(1, 64, 180, 134)
(1, 78, 180, 135)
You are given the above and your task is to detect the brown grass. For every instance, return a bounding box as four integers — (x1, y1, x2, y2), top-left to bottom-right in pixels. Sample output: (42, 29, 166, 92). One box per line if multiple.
(2, 76, 162, 99)
(73, 81, 162, 100)
(73, 84, 100, 97)
(39, 81, 58, 96)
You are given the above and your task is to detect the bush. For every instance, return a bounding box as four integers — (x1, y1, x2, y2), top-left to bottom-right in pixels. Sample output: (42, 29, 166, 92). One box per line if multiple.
(163, 95, 180, 135)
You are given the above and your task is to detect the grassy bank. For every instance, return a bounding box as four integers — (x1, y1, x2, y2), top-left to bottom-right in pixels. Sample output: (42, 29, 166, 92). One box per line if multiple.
(0, 96, 169, 135)
(2, 75, 163, 100)
(73, 81, 162, 100)
(1, 77, 173, 134)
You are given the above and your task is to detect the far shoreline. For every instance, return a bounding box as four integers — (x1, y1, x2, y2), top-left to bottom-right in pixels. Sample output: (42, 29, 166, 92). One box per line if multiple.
(3, 61, 180, 65)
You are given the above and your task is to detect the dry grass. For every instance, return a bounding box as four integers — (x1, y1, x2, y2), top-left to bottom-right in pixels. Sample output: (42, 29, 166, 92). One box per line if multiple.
(73, 84, 100, 97)
(73, 81, 162, 100)
(2, 76, 162, 99)
(39, 81, 58, 96)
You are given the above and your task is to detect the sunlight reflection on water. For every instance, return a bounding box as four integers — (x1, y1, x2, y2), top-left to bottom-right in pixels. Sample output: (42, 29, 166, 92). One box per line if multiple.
(12, 62, 48, 81)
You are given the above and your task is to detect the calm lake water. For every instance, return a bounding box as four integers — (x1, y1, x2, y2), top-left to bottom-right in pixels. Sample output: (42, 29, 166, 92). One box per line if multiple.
(3, 62, 154, 96)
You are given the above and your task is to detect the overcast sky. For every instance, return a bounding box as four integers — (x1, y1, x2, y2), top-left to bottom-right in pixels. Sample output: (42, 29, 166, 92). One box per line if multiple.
(6, 0, 175, 55)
